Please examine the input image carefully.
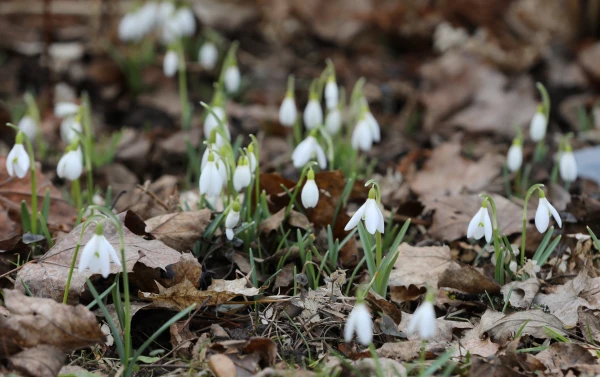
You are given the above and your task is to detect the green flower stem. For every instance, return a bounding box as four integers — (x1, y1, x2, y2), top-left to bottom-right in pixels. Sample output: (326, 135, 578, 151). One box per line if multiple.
(176, 40, 191, 129)
(317, 126, 335, 170)
(514, 168, 521, 197)
(534, 140, 546, 162)
(24, 137, 38, 235)
(293, 117, 302, 146)
(250, 135, 260, 210)
(285, 162, 317, 218)
(480, 195, 502, 284)
(72, 178, 82, 214)
(520, 184, 544, 266)
(420, 339, 427, 375)
(375, 231, 382, 272)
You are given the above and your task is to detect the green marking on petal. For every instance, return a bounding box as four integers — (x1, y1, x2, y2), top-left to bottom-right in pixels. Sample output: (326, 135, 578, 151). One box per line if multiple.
(94, 251, 100, 258)
(478, 222, 484, 227)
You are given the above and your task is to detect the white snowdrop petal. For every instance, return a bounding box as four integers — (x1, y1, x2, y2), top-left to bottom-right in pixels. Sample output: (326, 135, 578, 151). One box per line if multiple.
(54, 102, 79, 118)
(376, 204, 385, 234)
(279, 97, 297, 127)
(233, 166, 251, 191)
(483, 208, 493, 243)
(225, 211, 240, 229)
(364, 199, 380, 235)
(324, 81, 338, 110)
(547, 200, 562, 228)
(301, 180, 319, 208)
(7, 144, 30, 179)
(466, 210, 481, 239)
(199, 42, 218, 69)
(529, 112, 547, 142)
(225, 66, 241, 93)
(325, 109, 342, 134)
(18, 116, 37, 141)
(344, 309, 357, 343)
(226, 228, 234, 240)
(535, 199, 550, 233)
(506, 144, 523, 172)
(163, 50, 178, 77)
(344, 202, 367, 231)
(303, 100, 323, 130)
(366, 112, 380, 142)
(559, 152, 577, 183)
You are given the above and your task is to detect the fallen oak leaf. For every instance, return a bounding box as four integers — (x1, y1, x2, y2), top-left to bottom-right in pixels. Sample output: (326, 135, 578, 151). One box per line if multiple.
(145, 210, 212, 251)
(0, 289, 105, 356)
(139, 276, 260, 311)
(259, 207, 310, 235)
(438, 264, 501, 294)
(7, 345, 65, 377)
(479, 309, 566, 346)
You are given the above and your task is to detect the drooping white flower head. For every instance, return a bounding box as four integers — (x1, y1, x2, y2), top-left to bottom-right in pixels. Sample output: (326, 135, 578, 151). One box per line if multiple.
(351, 117, 373, 152)
(509, 260, 518, 273)
(225, 201, 240, 240)
(344, 302, 373, 345)
(506, 141, 523, 172)
(407, 301, 437, 340)
(57, 147, 83, 181)
(325, 108, 342, 134)
(203, 107, 231, 144)
(303, 99, 323, 130)
(199, 152, 223, 199)
(466, 205, 493, 243)
(529, 110, 547, 142)
(279, 96, 297, 127)
(136, 2, 159, 35)
(156, 1, 175, 25)
(224, 66, 241, 94)
(118, 13, 143, 42)
(173, 7, 196, 36)
(163, 50, 178, 77)
(199, 42, 218, 70)
(233, 157, 252, 192)
(324, 79, 338, 110)
(60, 117, 82, 143)
(78, 223, 122, 278)
(365, 111, 381, 142)
(559, 148, 577, 183)
(291, 135, 327, 169)
(344, 188, 385, 235)
(18, 115, 37, 141)
(54, 102, 79, 118)
(301, 168, 319, 209)
(535, 193, 561, 233)
(6, 135, 30, 179)
(200, 145, 227, 186)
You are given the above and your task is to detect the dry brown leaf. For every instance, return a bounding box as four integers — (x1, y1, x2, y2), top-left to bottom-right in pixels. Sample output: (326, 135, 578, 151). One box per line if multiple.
(438, 264, 500, 294)
(352, 358, 407, 377)
(410, 142, 504, 197)
(532, 262, 595, 327)
(208, 353, 237, 377)
(422, 194, 534, 241)
(0, 289, 105, 356)
(535, 342, 597, 374)
(389, 243, 459, 303)
(139, 276, 260, 311)
(479, 309, 566, 345)
(377, 340, 450, 362)
(114, 175, 180, 220)
(145, 210, 211, 251)
(578, 307, 600, 344)
(7, 345, 65, 377)
(209, 337, 277, 376)
(15, 211, 184, 304)
(259, 207, 310, 235)
(455, 325, 499, 358)
(501, 278, 540, 309)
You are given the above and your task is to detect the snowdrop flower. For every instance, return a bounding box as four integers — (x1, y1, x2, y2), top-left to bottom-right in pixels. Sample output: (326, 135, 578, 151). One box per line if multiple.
(351, 117, 373, 151)
(529, 108, 547, 142)
(324, 78, 338, 110)
(136, 2, 158, 35)
(344, 188, 384, 235)
(60, 117, 82, 143)
(291, 135, 327, 169)
(199, 42, 218, 70)
(559, 146, 577, 183)
(224, 65, 241, 94)
(173, 7, 196, 36)
(118, 13, 142, 42)
(225, 201, 240, 240)
(279, 96, 297, 127)
(18, 115, 37, 141)
(301, 168, 319, 208)
(365, 111, 381, 142)
(233, 157, 251, 191)
(156, 1, 175, 25)
(203, 107, 230, 144)
(6, 133, 30, 179)
(407, 300, 437, 340)
(57, 147, 83, 181)
(325, 108, 342, 134)
(163, 50, 178, 77)
(54, 102, 79, 118)
(467, 204, 493, 243)
(344, 302, 372, 345)
(506, 139, 523, 172)
(199, 152, 223, 198)
(535, 191, 561, 233)
(303, 99, 323, 130)
(509, 260, 518, 273)
(78, 223, 121, 278)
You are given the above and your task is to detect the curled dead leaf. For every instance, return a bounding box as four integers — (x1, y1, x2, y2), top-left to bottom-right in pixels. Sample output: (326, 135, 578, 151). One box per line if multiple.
(145, 210, 211, 251)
